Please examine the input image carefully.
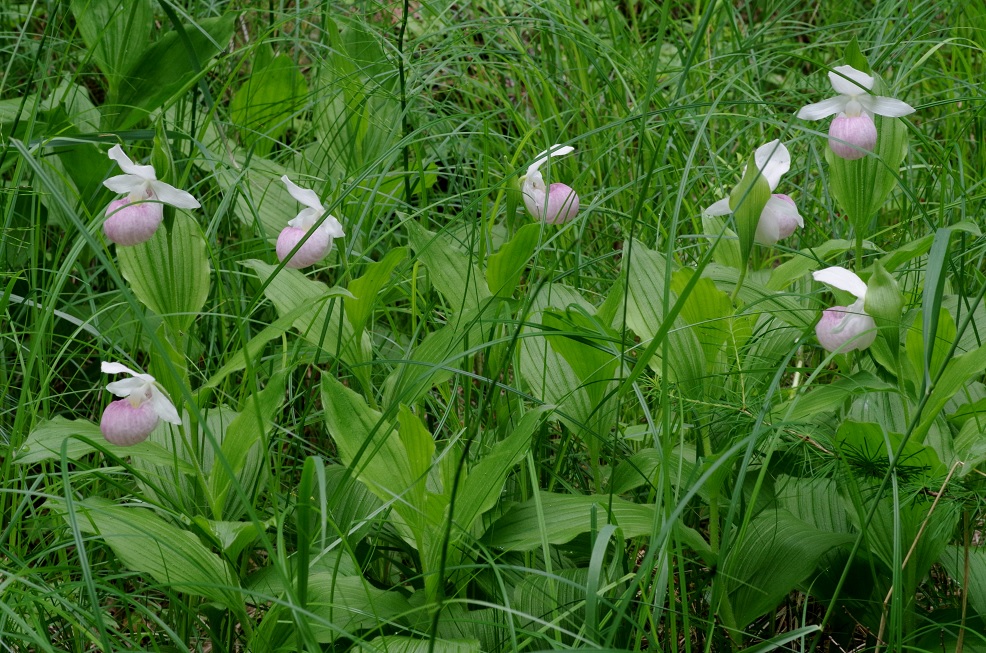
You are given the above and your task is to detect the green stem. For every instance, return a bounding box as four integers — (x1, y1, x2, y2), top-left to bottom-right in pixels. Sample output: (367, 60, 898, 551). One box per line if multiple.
(730, 265, 748, 305)
(855, 232, 864, 270)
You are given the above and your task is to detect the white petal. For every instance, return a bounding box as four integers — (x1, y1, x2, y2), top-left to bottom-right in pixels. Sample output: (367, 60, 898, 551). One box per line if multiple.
(102, 361, 142, 376)
(281, 175, 323, 211)
(106, 377, 149, 398)
(829, 65, 874, 95)
(813, 266, 867, 299)
(107, 145, 156, 180)
(527, 144, 575, 177)
(103, 173, 146, 194)
(149, 386, 182, 425)
(318, 215, 346, 239)
(796, 96, 849, 121)
(858, 95, 915, 118)
(703, 198, 733, 216)
(754, 140, 790, 190)
(149, 180, 201, 209)
(287, 206, 324, 230)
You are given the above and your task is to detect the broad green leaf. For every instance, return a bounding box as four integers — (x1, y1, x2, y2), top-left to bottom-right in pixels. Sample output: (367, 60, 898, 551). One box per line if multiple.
(905, 308, 956, 395)
(229, 47, 308, 156)
(514, 567, 591, 635)
(623, 240, 705, 397)
(702, 214, 742, 269)
(355, 636, 479, 653)
(118, 212, 211, 335)
(776, 371, 894, 422)
(69, 0, 153, 101)
(453, 408, 548, 535)
(541, 308, 620, 412)
(406, 221, 491, 320)
(15, 416, 192, 472)
(723, 508, 854, 629)
(191, 516, 269, 559)
(914, 342, 986, 444)
(703, 262, 813, 328)
(250, 572, 411, 644)
(940, 546, 986, 619)
(114, 15, 236, 129)
(766, 239, 853, 291)
(243, 260, 367, 368)
(484, 492, 657, 551)
(209, 372, 286, 520)
(313, 21, 400, 178)
(671, 269, 733, 371)
(345, 247, 407, 335)
(775, 475, 852, 534)
(834, 419, 946, 484)
(518, 284, 612, 438)
(320, 374, 434, 540)
(50, 497, 240, 610)
(486, 223, 540, 298)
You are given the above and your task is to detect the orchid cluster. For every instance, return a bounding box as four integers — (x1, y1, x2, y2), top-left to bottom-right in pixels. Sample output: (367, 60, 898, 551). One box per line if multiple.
(97, 146, 348, 444)
(94, 55, 913, 443)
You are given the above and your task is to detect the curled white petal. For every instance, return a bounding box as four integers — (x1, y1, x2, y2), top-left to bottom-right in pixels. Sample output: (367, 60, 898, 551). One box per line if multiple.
(318, 214, 346, 239)
(753, 140, 790, 191)
(858, 95, 915, 118)
(107, 144, 156, 180)
(101, 361, 142, 376)
(527, 145, 575, 177)
(149, 179, 201, 209)
(281, 175, 323, 211)
(106, 377, 150, 398)
(813, 266, 867, 299)
(149, 386, 182, 425)
(829, 65, 874, 95)
(703, 198, 733, 217)
(796, 96, 849, 121)
(103, 173, 150, 195)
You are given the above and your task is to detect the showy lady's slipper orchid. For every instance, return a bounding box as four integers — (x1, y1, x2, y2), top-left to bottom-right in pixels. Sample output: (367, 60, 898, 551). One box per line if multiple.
(102, 145, 201, 246)
(275, 175, 345, 269)
(812, 266, 877, 353)
(522, 145, 580, 224)
(99, 362, 182, 446)
(796, 65, 915, 160)
(704, 140, 804, 246)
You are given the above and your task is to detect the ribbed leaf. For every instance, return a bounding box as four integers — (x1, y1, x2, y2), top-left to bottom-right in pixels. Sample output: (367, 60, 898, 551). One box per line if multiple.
(723, 508, 853, 628)
(118, 212, 210, 334)
(50, 497, 240, 609)
(485, 492, 657, 551)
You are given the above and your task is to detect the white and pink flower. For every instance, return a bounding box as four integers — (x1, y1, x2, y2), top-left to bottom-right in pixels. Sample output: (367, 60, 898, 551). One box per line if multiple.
(99, 361, 182, 446)
(704, 140, 803, 245)
(275, 175, 345, 269)
(796, 65, 914, 160)
(812, 266, 877, 353)
(102, 145, 200, 246)
(522, 145, 580, 225)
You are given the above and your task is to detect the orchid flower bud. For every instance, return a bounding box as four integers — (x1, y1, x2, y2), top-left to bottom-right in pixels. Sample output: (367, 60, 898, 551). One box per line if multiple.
(812, 266, 877, 353)
(796, 65, 914, 161)
(275, 175, 345, 269)
(102, 145, 200, 246)
(522, 145, 579, 224)
(99, 362, 182, 446)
